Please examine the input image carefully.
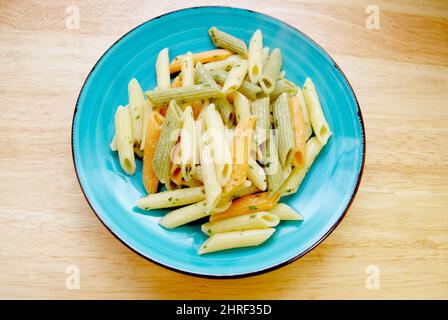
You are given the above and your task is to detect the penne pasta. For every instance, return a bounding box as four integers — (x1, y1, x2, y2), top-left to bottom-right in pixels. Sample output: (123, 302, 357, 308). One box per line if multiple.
(297, 87, 313, 140)
(170, 49, 233, 74)
(259, 48, 282, 94)
(114, 105, 136, 175)
(200, 141, 222, 214)
(272, 92, 295, 167)
(252, 97, 270, 146)
(156, 48, 171, 90)
(303, 77, 332, 145)
(152, 100, 183, 183)
(136, 186, 205, 210)
(233, 91, 251, 123)
(211, 69, 263, 101)
(140, 100, 153, 150)
(224, 115, 257, 194)
(289, 95, 306, 169)
(180, 106, 195, 181)
(180, 51, 194, 87)
(222, 60, 248, 94)
(270, 79, 298, 101)
(146, 84, 224, 106)
(208, 27, 248, 58)
(202, 211, 279, 235)
(142, 111, 164, 193)
(247, 156, 267, 191)
(198, 228, 275, 254)
(261, 47, 269, 65)
(210, 192, 280, 222)
(269, 203, 303, 220)
(248, 29, 263, 83)
(265, 131, 286, 195)
(128, 79, 145, 146)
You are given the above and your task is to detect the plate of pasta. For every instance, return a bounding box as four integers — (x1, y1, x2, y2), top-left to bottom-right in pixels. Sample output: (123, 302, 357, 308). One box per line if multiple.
(72, 7, 365, 277)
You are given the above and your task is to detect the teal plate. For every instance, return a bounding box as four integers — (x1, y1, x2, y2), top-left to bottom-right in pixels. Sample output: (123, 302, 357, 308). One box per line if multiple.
(72, 6, 365, 278)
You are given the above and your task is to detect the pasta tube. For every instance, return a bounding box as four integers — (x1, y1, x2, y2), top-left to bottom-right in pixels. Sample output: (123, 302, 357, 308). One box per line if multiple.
(248, 156, 267, 191)
(203, 54, 243, 72)
(114, 105, 136, 175)
(224, 116, 257, 194)
(266, 132, 285, 195)
(195, 62, 234, 124)
(198, 228, 275, 254)
(200, 141, 222, 214)
(136, 186, 205, 210)
(269, 203, 303, 221)
(208, 27, 248, 58)
(210, 192, 280, 222)
(156, 48, 170, 90)
(140, 100, 153, 150)
(142, 111, 164, 193)
(128, 78, 145, 146)
(180, 51, 194, 87)
(222, 60, 248, 94)
(146, 84, 224, 106)
(297, 87, 313, 140)
(202, 211, 279, 235)
(180, 106, 195, 181)
(211, 70, 263, 100)
(289, 95, 306, 169)
(152, 100, 183, 183)
(169, 49, 233, 74)
(303, 77, 332, 145)
(260, 48, 282, 94)
(233, 91, 251, 123)
(262, 47, 269, 65)
(248, 29, 263, 83)
(273, 92, 295, 167)
(270, 79, 298, 100)
(252, 97, 270, 146)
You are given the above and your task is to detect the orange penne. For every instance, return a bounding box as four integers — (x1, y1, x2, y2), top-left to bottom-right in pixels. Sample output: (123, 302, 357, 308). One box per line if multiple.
(223, 115, 257, 194)
(210, 192, 280, 222)
(171, 74, 182, 88)
(289, 95, 306, 169)
(142, 111, 165, 193)
(169, 49, 233, 74)
(191, 100, 203, 120)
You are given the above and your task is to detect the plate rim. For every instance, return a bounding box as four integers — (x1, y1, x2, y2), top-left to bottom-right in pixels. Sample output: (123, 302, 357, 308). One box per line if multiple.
(71, 5, 366, 279)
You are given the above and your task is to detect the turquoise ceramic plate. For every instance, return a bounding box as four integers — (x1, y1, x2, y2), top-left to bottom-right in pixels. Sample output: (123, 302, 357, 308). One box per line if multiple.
(72, 6, 365, 278)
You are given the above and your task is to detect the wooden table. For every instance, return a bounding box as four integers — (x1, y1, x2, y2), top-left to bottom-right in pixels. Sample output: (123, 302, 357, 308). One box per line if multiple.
(1, 0, 447, 299)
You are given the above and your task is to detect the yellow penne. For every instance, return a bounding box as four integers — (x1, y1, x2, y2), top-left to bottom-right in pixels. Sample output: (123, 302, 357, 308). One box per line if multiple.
(169, 49, 233, 74)
(289, 95, 306, 169)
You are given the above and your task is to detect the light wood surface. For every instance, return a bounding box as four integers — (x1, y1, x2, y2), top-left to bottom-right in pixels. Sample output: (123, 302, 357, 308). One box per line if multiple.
(1, 0, 447, 299)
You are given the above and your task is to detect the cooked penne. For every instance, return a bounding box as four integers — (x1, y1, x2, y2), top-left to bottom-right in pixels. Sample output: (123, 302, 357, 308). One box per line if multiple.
(262, 47, 269, 65)
(180, 51, 194, 87)
(146, 84, 224, 106)
(211, 69, 263, 101)
(279, 136, 324, 195)
(128, 79, 145, 146)
(142, 111, 164, 193)
(136, 186, 205, 210)
(114, 105, 136, 175)
(273, 92, 295, 167)
(270, 79, 298, 100)
(203, 104, 232, 186)
(180, 106, 195, 181)
(204, 54, 243, 72)
(233, 91, 251, 123)
(170, 49, 233, 74)
(210, 192, 279, 222)
(248, 29, 263, 83)
(202, 211, 279, 235)
(265, 132, 286, 195)
(140, 100, 153, 150)
(259, 48, 282, 94)
(269, 203, 303, 220)
(152, 100, 183, 183)
(195, 62, 234, 124)
(252, 97, 270, 146)
(248, 156, 267, 191)
(208, 27, 248, 58)
(156, 48, 170, 90)
(297, 87, 313, 140)
(198, 228, 275, 254)
(200, 141, 222, 213)
(224, 115, 256, 194)
(303, 77, 332, 145)
(222, 60, 248, 94)
(289, 95, 306, 169)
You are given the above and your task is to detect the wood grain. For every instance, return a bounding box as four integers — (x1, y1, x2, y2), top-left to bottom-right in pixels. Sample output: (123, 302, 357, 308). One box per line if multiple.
(0, 0, 447, 299)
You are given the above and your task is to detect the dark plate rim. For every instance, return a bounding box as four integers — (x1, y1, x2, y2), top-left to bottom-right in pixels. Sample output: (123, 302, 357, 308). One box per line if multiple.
(71, 5, 366, 279)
